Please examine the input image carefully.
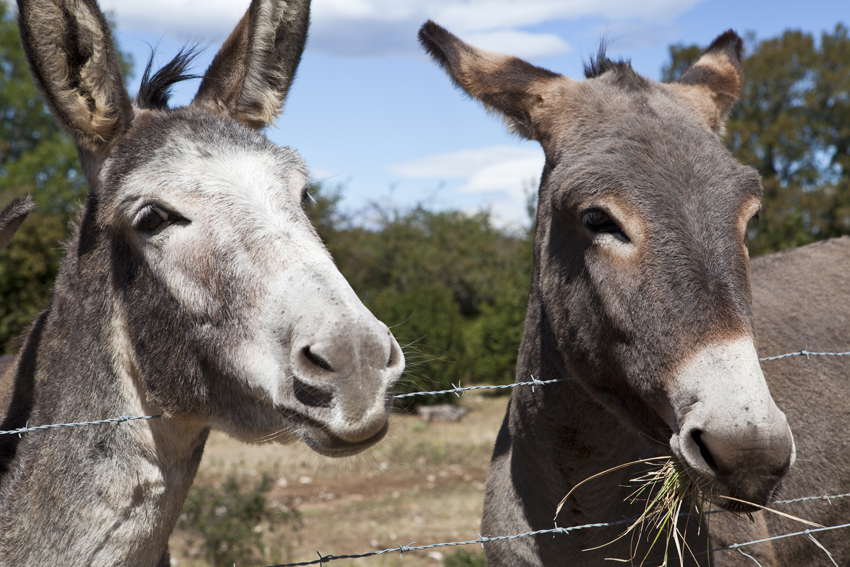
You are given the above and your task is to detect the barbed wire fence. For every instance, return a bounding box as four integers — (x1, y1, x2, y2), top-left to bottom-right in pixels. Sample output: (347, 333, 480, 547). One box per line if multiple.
(3, 348, 848, 437)
(2, 347, 850, 565)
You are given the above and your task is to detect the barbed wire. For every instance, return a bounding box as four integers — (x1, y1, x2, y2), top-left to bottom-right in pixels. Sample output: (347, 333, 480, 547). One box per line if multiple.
(266, 519, 631, 567)
(775, 491, 850, 505)
(0, 414, 161, 436)
(394, 375, 561, 399)
(1, 346, 848, 436)
(265, 492, 850, 567)
(758, 348, 850, 362)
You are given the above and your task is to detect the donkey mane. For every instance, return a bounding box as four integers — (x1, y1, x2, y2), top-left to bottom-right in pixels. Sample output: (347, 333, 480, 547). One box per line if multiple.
(583, 44, 649, 91)
(136, 47, 203, 110)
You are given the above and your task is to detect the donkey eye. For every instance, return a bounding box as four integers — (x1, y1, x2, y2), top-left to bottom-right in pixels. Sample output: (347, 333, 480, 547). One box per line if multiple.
(300, 186, 316, 208)
(745, 211, 760, 245)
(582, 209, 630, 242)
(136, 206, 170, 232)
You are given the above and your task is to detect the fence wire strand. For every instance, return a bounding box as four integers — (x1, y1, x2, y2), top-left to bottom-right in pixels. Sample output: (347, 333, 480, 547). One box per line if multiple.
(2, 347, 847, 436)
(0, 414, 161, 436)
(267, 511, 850, 567)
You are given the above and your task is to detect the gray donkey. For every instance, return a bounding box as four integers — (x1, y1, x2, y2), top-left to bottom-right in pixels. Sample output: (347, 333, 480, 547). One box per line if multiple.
(0, 1, 404, 565)
(420, 22, 850, 566)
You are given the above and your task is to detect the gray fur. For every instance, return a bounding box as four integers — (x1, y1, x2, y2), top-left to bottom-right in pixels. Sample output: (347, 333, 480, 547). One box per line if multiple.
(0, 195, 34, 251)
(420, 22, 850, 566)
(0, 1, 404, 565)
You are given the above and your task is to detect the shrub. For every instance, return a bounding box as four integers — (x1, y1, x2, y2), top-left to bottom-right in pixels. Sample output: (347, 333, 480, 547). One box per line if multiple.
(178, 473, 299, 566)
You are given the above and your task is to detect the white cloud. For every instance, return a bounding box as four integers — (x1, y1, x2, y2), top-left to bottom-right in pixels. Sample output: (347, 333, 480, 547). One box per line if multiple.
(102, 0, 703, 59)
(392, 145, 544, 225)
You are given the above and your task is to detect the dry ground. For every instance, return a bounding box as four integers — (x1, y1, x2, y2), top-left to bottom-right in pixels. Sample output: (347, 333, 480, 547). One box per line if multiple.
(169, 394, 509, 567)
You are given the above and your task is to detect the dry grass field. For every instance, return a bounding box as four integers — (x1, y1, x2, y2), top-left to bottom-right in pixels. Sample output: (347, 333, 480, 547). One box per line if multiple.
(169, 394, 509, 567)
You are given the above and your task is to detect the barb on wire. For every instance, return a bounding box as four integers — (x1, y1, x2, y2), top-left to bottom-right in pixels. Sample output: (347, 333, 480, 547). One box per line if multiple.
(0, 414, 160, 436)
(393, 377, 566, 399)
(758, 349, 850, 362)
(775, 492, 850, 505)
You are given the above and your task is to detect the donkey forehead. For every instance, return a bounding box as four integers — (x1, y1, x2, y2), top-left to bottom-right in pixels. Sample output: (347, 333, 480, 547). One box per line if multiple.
(548, 86, 762, 218)
(102, 110, 307, 217)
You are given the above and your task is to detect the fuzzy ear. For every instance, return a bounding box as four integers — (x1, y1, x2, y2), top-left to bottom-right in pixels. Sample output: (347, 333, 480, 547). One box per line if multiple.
(192, 0, 310, 129)
(670, 30, 744, 133)
(17, 0, 133, 157)
(418, 20, 566, 142)
(0, 195, 35, 251)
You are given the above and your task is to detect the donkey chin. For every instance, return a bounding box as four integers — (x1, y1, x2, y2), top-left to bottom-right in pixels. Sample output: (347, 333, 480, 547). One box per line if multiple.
(277, 377, 396, 458)
(664, 338, 796, 513)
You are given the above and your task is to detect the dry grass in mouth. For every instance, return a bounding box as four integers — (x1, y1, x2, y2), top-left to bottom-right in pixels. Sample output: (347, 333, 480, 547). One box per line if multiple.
(555, 457, 821, 567)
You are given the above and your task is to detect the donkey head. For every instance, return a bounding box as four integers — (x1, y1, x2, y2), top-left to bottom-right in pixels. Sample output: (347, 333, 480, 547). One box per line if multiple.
(420, 23, 793, 509)
(17, 0, 403, 456)
(0, 195, 34, 251)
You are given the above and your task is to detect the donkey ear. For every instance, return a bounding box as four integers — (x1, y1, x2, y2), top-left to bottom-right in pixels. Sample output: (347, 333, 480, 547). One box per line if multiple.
(671, 30, 744, 133)
(418, 20, 564, 141)
(17, 0, 133, 157)
(0, 195, 35, 251)
(192, 0, 310, 129)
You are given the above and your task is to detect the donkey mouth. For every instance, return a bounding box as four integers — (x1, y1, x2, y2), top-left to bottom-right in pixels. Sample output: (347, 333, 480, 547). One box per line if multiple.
(275, 405, 390, 457)
(299, 420, 390, 457)
(669, 452, 785, 514)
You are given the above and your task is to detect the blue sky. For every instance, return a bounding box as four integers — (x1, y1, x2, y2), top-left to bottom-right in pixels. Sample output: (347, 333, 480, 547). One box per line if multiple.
(103, 0, 848, 227)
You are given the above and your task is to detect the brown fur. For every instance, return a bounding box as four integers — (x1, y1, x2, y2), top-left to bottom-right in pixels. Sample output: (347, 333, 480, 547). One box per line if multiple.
(420, 21, 850, 566)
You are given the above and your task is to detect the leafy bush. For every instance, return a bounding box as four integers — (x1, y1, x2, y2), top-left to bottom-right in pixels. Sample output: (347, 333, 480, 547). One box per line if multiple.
(178, 473, 299, 566)
(444, 549, 487, 567)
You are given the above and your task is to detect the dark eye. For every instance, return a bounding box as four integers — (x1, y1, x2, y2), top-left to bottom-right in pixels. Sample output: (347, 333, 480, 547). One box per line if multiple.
(745, 212, 760, 245)
(300, 186, 315, 208)
(582, 209, 630, 242)
(136, 206, 170, 232)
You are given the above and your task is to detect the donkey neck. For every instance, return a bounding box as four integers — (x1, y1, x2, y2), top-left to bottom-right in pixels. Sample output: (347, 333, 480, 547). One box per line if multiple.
(507, 279, 656, 520)
(0, 232, 210, 566)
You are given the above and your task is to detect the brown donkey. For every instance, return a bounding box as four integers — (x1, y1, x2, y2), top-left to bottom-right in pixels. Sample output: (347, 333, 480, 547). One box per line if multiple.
(420, 23, 850, 566)
(0, 1, 404, 564)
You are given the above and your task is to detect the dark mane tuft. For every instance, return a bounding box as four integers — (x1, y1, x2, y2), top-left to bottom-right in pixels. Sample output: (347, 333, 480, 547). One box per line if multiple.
(583, 42, 650, 90)
(136, 46, 204, 110)
(583, 42, 631, 79)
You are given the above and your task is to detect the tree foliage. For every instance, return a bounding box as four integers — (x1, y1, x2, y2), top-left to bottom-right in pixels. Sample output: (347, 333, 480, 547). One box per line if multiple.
(663, 25, 850, 255)
(0, 0, 131, 352)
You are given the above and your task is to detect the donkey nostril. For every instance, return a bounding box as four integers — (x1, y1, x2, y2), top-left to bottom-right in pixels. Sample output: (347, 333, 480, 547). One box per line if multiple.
(691, 429, 720, 474)
(303, 345, 334, 372)
(293, 377, 334, 408)
(386, 335, 402, 368)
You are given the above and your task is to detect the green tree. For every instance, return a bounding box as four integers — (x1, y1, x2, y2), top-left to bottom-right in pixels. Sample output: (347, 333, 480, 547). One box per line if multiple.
(662, 25, 850, 255)
(0, 0, 132, 352)
(306, 186, 533, 402)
